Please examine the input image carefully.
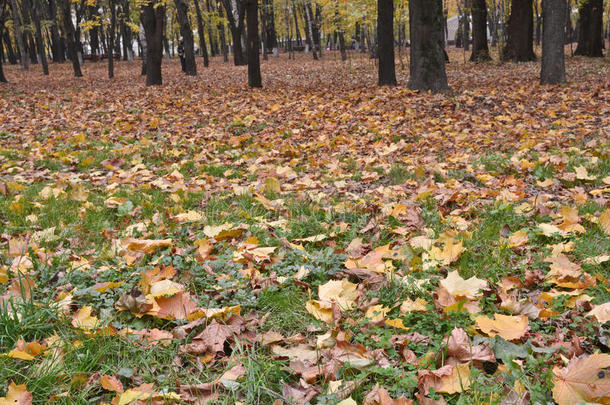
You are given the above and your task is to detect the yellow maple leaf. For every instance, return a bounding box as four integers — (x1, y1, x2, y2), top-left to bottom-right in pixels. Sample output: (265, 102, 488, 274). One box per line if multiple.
(72, 306, 99, 331)
(474, 314, 529, 341)
(440, 271, 487, 300)
(0, 381, 32, 405)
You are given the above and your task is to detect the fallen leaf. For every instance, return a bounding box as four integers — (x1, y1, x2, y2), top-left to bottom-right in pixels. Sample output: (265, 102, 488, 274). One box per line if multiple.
(0, 381, 32, 405)
(474, 314, 529, 341)
(552, 353, 610, 405)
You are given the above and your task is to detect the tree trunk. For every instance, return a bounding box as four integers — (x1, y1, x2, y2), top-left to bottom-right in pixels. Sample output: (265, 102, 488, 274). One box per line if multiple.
(121, 0, 133, 61)
(59, 0, 82, 76)
(246, 0, 261, 87)
(540, 0, 566, 84)
(222, 0, 246, 65)
(20, 0, 38, 64)
(205, 0, 218, 56)
(141, 1, 165, 85)
(175, 0, 197, 75)
(31, 0, 49, 74)
(10, 0, 28, 70)
(470, 0, 490, 61)
(313, 4, 322, 56)
(260, 8, 268, 60)
(377, 0, 396, 86)
(2, 29, 17, 64)
(48, 0, 63, 62)
(408, 0, 450, 92)
(338, 31, 347, 60)
(108, 0, 116, 78)
(534, 0, 542, 45)
(574, 0, 603, 57)
(502, 0, 536, 61)
(193, 0, 209, 67)
(89, 7, 100, 60)
(292, 4, 301, 46)
(304, 1, 317, 59)
(139, 22, 147, 75)
(463, 0, 470, 51)
(262, 0, 277, 55)
(0, 9, 7, 82)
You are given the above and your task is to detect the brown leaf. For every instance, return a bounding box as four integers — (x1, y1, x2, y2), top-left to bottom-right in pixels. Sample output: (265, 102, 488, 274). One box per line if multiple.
(445, 328, 495, 363)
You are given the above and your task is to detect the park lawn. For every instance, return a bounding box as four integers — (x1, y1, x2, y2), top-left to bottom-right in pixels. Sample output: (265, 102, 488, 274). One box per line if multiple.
(0, 53, 609, 404)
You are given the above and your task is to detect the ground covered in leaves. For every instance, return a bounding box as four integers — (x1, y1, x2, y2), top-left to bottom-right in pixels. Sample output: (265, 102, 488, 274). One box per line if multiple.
(0, 51, 609, 405)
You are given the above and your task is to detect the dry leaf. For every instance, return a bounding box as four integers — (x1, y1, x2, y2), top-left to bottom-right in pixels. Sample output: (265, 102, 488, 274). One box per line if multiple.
(474, 314, 529, 341)
(552, 353, 610, 405)
(0, 381, 33, 405)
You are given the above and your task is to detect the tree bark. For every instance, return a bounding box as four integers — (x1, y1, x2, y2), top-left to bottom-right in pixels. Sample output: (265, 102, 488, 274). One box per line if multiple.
(139, 22, 147, 75)
(408, 0, 450, 92)
(222, 0, 246, 65)
(540, 0, 566, 84)
(304, 1, 317, 59)
(2, 29, 17, 64)
(574, 0, 603, 57)
(48, 0, 63, 62)
(121, 0, 133, 61)
(0, 5, 7, 82)
(193, 0, 209, 67)
(246, 0, 261, 87)
(10, 0, 28, 69)
(31, 0, 49, 74)
(175, 0, 197, 75)
(463, 0, 470, 51)
(292, 4, 301, 45)
(217, 3, 229, 62)
(141, 0, 165, 85)
(59, 0, 82, 76)
(108, 0, 116, 78)
(262, 0, 276, 55)
(502, 0, 536, 61)
(470, 0, 490, 61)
(377, 0, 396, 86)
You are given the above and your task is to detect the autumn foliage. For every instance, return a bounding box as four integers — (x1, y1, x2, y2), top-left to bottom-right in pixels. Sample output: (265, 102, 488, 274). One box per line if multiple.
(0, 53, 609, 404)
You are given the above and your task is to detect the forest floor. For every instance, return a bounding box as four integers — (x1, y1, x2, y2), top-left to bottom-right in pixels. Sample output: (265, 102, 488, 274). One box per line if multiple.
(0, 50, 609, 405)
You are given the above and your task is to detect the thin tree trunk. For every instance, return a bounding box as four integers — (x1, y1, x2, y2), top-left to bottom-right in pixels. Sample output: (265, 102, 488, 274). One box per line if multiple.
(175, 0, 197, 74)
(193, 0, 209, 66)
(2, 29, 17, 64)
(260, 7, 268, 60)
(263, 0, 277, 55)
(463, 0, 470, 51)
(49, 0, 63, 62)
(222, 0, 246, 65)
(10, 0, 28, 69)
(377, 0, 396, 85)
(292, 4, 301, 45)
(60, 0, 82, 76)
(0, 6, 7, 82)
(141, 0, 165, 85)
(246, 0, 261, 87)
(304, 1, 317, 59)
(108, 0, 116, 78)
(217, 4, 229, 61)
(121, 0, 133, 61)
(408, 0, 450, 92)
(31, 0, 49, 74)
(139, 22, 147, 74)
(470, 0, 490, 61)
(313, 4, 322, 56)
(540, 0, 566, 84)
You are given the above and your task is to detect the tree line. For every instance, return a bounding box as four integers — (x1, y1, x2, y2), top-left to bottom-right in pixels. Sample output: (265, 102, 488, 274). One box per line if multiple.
(0, 0, 607, 90)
